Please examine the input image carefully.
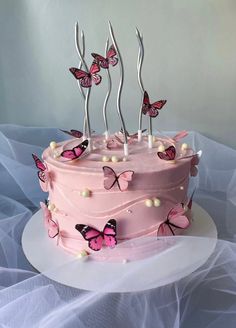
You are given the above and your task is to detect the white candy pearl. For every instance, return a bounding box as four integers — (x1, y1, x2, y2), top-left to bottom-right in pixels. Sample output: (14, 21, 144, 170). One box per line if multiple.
(180, 186, 184, 190)
(81, 188, 91, 197)
(77, 249, 89, 259)
(158, 144, 165, 152)
(122, 259, 128, 264)
(153, 198, 161, 207)
(181, 143, 188, 151)
(50, 141, 57, 150)
(102, 156, 110, 162)
(53, 150, 60, 158)
(145, 199, 153, 207)
(48, 203, 56, 211)
(111, 155, 119, 163)
(122, 157, 127, 162)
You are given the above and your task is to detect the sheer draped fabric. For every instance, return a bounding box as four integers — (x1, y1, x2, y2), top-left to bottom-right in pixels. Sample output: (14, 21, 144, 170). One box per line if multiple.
(0, 125, 236, 328)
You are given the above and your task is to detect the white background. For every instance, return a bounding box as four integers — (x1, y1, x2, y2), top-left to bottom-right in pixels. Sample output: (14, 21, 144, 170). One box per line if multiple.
(0, 0, 236, 148)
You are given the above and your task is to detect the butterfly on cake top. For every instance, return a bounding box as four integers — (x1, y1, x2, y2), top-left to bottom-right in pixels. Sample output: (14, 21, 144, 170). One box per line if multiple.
(32, 22, 202, 259)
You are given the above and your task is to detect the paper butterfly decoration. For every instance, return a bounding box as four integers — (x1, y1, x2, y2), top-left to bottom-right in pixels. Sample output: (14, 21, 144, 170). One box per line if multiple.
(75, 219, 117, 251)
(60, 139, 88, 160)
(91, 45, 118, 69)
(69, 61, 102, 88)
(103, 166, 134, 191)
(172, 130, 188, 143)
(157, 146, 176, 161)
(60, 129, 83, 138)
(190, 151, 202, 176)
(40, 201, 59, 239)
(32, 154, 49, 183)
(142, 91, 167, 118)
(157, 203, 189, 236)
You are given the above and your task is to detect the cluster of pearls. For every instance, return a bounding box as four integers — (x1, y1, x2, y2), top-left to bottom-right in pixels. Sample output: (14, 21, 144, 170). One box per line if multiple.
(102, 155, 127, 163)
(145, 198, 161, 208)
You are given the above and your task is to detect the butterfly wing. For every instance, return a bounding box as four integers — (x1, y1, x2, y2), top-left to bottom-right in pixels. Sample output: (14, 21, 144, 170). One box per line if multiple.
(157, 222, 175, 236)
(61, 140, 88, 160)
(147, 105, 159, 117)
(157, 146, 176, 161)
(80, 75, 93, 88)
(152, 100, 167, 110)
(103, 219, 117, 248)
(117, 171, 134, 191)
(60, 129, 83, 138)
(92, 74, 102, 85)
(142, 91, 150, 115)
(75, 224, 103, 251)
(32, 154, 46, 171)
(38, 171, 46, 183)
(103, 166, 118, 190)
(107, 45, 118, 67)
(91, 53, 108, 69)
(69, 67, 87, 80)
(168, 204, 189, 229)
(90, 60, 100, 74)
(48, 218, 59, 238)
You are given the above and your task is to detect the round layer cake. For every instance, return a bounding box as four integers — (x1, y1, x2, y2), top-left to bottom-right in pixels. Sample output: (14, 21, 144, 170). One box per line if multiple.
(38, 133, 197, 260)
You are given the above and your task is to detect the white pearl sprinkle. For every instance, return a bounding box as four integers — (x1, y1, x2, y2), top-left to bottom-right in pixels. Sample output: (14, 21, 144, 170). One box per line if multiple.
(145, 199, 153, 207)
(102, 156, 110, 162)
(81, 188, 91, 197)
(153, 198, 161, 207)
(111, 155, 119, 163)
(180, 186, 184, 190)
(181, 143, 188, 151)
(127, 209, 132, 214)
(50, 141, 57, 150)
(122, 259, 128, 264)
(157, 144, 165, 152)
(48, 203, 56, 211)
(122, 157, 128, 162)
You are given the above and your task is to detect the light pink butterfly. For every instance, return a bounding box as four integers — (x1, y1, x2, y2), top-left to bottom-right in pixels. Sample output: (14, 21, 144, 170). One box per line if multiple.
(69, 61, 102, 88)
(75, 219, 117, 251)
(91, 45, 118, 69)
(103, 166, 134, 191)
(32, 153, 49, 184)
(60, 139, 88, 160)
(157, 203, 190, 236)
(40, 201, 59, 239)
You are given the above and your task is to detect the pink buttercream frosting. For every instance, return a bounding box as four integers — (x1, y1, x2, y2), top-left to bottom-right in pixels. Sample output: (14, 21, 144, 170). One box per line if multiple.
(40, 135, 194, 261)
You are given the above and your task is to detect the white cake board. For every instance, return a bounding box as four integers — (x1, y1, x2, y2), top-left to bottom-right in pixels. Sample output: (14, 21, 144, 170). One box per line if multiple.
(22, 203, 217, 293)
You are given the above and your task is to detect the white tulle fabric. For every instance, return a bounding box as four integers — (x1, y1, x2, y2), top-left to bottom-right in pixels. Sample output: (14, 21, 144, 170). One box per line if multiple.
(1, 124, 236, 328)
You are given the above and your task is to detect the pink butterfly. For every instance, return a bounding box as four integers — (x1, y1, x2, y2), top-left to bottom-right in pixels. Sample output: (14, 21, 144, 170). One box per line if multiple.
(40, 201, 59, 239)
(75, 219, 117, 251)
(142, 91, 167, 118)
(32, 154, 49, 183)
(157, 146, 176, 161)
(190, 151, 202, 176)
(157, 203, 190, 236)
(60, 129, 83, 138)
(60, 139, 88, 160)
(91, 45, 118, 69)
(69, 61, 102, 88)
(103, 166, 134, 191)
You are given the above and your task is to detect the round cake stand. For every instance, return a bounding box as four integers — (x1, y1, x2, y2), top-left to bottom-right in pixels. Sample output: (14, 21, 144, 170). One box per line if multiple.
(22, 203, 217, 293)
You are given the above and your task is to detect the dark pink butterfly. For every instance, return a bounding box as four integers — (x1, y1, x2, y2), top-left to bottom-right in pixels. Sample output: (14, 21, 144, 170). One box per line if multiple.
(91, 45, 118, 69)
(60, 139, 88, 160)
(32, 153, 48, 183)
(60, 129, 83, 138)
(40, 201, 59, 239)
(142, 91, 167, 118)
(103, 166, 134, 191)
(157, 203, 189, 236)
(75, 219, 117, 251)
(157, 146, 176, 161)
(69, 61, 102, 88)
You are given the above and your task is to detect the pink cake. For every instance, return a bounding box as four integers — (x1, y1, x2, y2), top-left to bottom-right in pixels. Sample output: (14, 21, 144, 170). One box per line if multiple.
(33, 22, 201, 262)
(35, 132, 200, 261)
